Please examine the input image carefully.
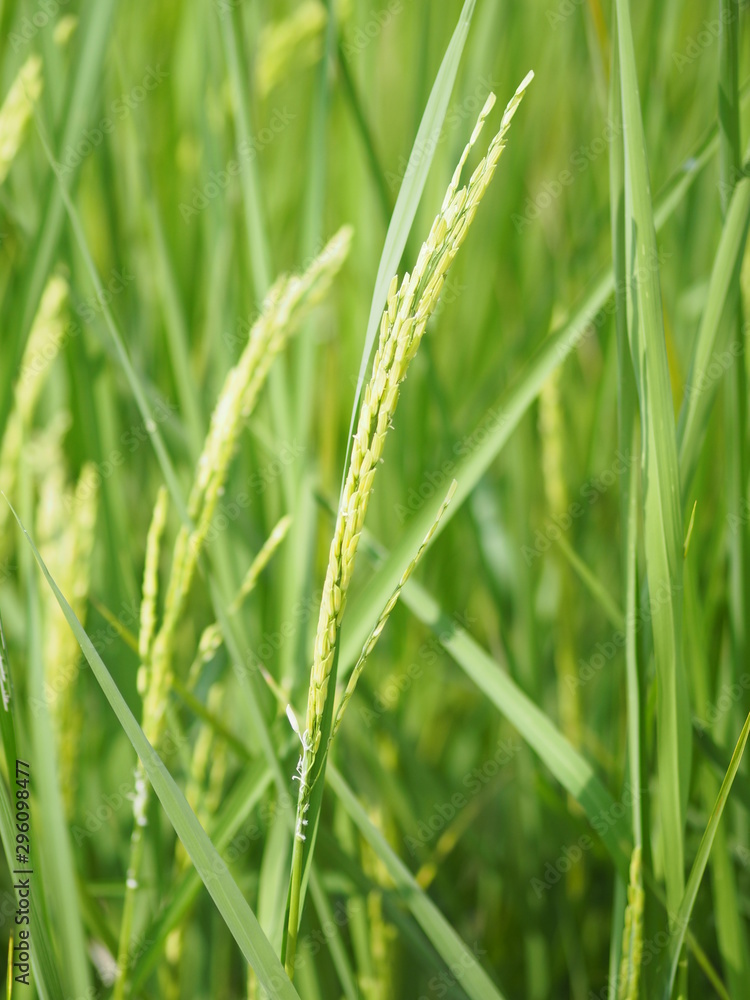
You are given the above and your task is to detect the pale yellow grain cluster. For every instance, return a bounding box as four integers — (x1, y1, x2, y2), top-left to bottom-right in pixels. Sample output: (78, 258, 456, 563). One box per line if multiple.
(331, 481, 456, 738)
(137, 230, 349, 757)
(0, 276, 69, 553)
(54, 15, 78, 47)
(37, 455, 98, 815)
(617, 846, 644, 1000)
(303, 74, 534, 763)
(256, 0, 327, 98)
(0, 54, 43, 185)
(137, 486, 168, 699)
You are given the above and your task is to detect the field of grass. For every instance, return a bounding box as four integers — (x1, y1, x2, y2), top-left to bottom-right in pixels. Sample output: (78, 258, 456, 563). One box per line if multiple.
(1, 0, 750, 997)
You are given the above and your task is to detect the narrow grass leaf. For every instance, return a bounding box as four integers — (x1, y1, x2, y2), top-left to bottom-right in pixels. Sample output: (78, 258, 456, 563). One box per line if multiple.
(658, 711, 750, 1000)
(11, 506, 302, 1000)
(616, 0, 688, 916)
(677, 175, 750, 494)
(342, 0, 476, 492)
(338, 107, 727, 680)
(398, 577, 631, 875)
(328, 765, 508, 1000)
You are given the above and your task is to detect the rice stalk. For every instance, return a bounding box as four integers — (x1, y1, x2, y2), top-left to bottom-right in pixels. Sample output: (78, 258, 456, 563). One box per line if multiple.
(331, 479, 456, 739)
(113, 230, 350, 1000)
(284, 72, 533, 976)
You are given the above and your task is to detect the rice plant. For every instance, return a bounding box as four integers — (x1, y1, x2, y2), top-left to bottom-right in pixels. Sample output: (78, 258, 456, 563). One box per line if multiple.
(1, 2, 750, 999)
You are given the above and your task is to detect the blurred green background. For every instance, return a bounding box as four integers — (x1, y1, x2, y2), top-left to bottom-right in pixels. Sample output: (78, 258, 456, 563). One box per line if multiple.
(1, 1, 749, 998)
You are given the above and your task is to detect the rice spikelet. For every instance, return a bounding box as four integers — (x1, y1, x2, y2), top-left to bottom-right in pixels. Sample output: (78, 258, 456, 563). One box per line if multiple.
(256, 1, 327, 98)
(331, 481, 456, 738)
(617, 846, 644, 1000)
(0, 55, 43, 185)
(114, 232, 349, 1000)
(285, 71, 533, 975)
(304, 73, 533, 765)
(145, 228, 350, 748)
(0, 277, 69, 553)
(138, 486, 168, 674)
(37, 457, 98, 816)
